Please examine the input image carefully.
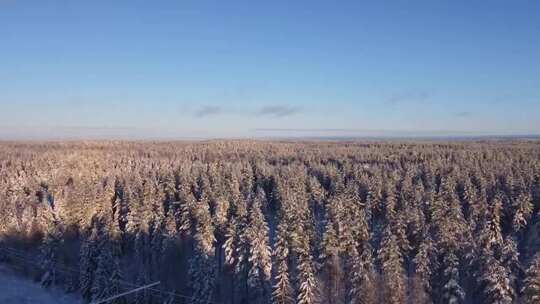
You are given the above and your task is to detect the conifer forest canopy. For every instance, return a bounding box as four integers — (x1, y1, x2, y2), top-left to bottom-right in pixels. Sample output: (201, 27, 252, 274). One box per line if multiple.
(1, 140, 540, 304)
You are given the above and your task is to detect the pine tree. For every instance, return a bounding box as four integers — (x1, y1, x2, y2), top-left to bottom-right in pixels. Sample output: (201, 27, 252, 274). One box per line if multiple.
(523, 254, 540, 303)
(92, 239, 125, 304)
(512, 191, 533, 232)
(221, 180, 249, 302)
(440, 250, 465, 304)
(482, 194, 504, 251)
(501, 237, 521, 296)
(272, 218, 293, 304)
(296, 228, 318, 304)
(378, 226, 406, 304)
(356, 248, 378, 304)
(297, 254, 318, 304)
(39, 207, 63, 287)
(79, 220, 100, 301)
(188, 198, 216, 304)
(480, 256, 514, 304)
(150, 214, 166, 278)
(348, 244, 377, 304)
(318, 215, 341, 304)
(246, 188, 272, 302)
(412, 236, 435, 304)
(223, 217, 238, 269)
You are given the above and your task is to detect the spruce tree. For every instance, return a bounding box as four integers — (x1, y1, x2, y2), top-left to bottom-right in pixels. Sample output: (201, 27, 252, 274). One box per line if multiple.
(92, 239, 125, 304)
(378, 226, 406, 304)
(246, 188, 272, 302)
(272, 217, 293, 304)
(188, 198, 216, 304)
(40, 208, 63, 287)
(523, 254, 540, 303)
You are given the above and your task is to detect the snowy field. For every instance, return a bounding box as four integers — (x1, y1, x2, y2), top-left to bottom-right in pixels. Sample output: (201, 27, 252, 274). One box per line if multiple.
(0, 265, 80, 304)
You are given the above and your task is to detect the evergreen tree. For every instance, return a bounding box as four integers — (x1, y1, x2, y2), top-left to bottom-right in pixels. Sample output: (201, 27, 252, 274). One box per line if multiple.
(378, 226, 406, 304)
(480, 256, 514, 304)
(79, 219, 101, 302)
(272, 217, 294, 304)
(523, 254, 540, 303)
(246, 188, 272, 302)
(318, 215, 341, 304)
(297, 256, 318, 304)
(412, 236, 435, 304)
(91, 239, 125, 304)
(188, 198, 216, 304)
(39, 208, 63, 287)
(440, 250, 465, 304)
(512, 191, 533, 232)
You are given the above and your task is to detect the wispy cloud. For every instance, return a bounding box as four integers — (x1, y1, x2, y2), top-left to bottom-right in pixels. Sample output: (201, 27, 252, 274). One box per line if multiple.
(386, 92, 429, 105)
(195, 105, 224, 117)
(491, 92, 537, 104)
(455, 111, 472, 117)
(191, 104, 303, 118)
(256, 105, 302, 117)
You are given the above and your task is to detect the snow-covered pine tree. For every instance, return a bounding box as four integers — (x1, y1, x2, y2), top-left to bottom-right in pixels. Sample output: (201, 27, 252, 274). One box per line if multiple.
(512, 191, 533, 233)
(481, 193, 505, 251)
(318, 214, 341, 304)
(378, 226, 406, 304)
(354, 246, 378, 304)
(223, 217, 238, 269)
(178, 179, 196, 236)
(272, 215, 294, 304)
(462, 177, 479, 228)
(234, 197, 251, 300)
(91, 239, 125, 304)
(295, 221, 318, 304)
(79, 216, 103, 302)
(522, 254, 540, 303)
(132, 220, 156, 304)
(366, 172, 384, 225)
(297, 252, 318, 304)
(188, 197, 216, 304)
(125, 176, 147, 236)
(221, 176, 249, 302)
(246, 188, 272, 303)
(39, 206, 63, 287)
(480, 256, 514, 304)
(212, 193, 230, 272)
(501, 237, 521, 296)
(337, 186, 375, 304)
(116, 181, 131, 235)
(346, 245, 365, 304)
(429, 176, 468, 303)
(150, 213, 166, 279)
(135, 227, 150, 273)
(307, 175, 326, 250)
(239, 162, 254, 199)
(440, 249, 465, 304)
(411, 235, 435, 304)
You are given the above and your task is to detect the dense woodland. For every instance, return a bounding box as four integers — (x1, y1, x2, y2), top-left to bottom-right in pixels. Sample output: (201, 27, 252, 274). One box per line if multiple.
(1, 140, 540, 304)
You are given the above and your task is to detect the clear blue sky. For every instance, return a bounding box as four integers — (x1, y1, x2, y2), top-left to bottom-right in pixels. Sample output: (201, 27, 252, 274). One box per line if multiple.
(1, 0, 539, 139)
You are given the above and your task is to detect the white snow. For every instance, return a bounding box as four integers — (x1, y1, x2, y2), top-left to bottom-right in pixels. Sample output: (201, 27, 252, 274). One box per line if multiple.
(0, 264, 80, 304)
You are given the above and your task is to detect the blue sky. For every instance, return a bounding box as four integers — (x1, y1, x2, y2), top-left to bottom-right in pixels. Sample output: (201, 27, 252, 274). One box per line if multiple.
(1, 0, 539, 139)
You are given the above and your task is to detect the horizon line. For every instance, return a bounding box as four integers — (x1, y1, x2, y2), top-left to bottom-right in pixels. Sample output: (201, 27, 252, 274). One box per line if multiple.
(0, 125, 539, 141)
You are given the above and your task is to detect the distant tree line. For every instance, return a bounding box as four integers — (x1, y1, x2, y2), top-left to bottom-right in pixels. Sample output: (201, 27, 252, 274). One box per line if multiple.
(0, 140, 540, 304)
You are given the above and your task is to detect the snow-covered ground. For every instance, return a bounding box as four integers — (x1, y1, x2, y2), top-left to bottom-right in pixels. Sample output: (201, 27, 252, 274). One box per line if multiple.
(0, 265, 80, 304)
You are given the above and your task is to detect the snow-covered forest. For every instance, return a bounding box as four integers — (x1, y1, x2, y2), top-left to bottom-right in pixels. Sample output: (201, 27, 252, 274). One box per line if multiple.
(1, 140, 540, 304)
